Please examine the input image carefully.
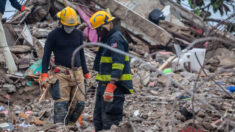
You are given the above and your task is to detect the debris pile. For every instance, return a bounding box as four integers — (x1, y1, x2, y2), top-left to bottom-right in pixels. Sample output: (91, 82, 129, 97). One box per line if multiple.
(0, 0, 235, 132)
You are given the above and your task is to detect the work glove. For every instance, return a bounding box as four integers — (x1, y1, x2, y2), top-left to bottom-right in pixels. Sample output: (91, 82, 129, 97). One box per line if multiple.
(40, 73, 49, 87)
(21, 6, 31, 12)
(103, 83, 117, 102)
(84, 73, 90, 79)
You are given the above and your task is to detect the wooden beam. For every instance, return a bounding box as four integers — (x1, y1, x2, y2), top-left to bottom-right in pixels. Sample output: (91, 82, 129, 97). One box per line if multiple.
(38, 83, 50, 104)
(92, 0, 172, 46)
(8, 5, 34, 24)
(158, 55, 176, 71)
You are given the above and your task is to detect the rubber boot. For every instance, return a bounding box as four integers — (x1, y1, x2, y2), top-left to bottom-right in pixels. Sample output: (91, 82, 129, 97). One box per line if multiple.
(54, 102, 69, 125)
(69, 101, 85, 123)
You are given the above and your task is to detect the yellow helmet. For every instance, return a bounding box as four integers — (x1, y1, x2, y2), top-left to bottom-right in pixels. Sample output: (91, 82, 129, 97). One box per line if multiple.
(57, 6, 81, 26)
(90, 11, 115, 29)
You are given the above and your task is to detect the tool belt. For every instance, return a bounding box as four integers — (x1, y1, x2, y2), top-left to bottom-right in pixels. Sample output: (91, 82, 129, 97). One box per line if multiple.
(53, 66, 80, 75)
(51, 65, 83, 87)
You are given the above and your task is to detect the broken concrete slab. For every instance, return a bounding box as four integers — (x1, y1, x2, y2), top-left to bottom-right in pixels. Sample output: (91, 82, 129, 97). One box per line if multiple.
(3, 24, 20, 46)
(21, 25, 34, 46)
(25, 2, 50, 24)
(19, 58, 31, 70)
(10, 45, 31, 53)
(2, 84, 16, 93)
(32, 27, 50, 38)
(213, 48, 235, 66)
(132, 74, 141, 89)
(33, 38, 45, 58)
(92, 0, 172, 46)
(138, 70, 150, 86)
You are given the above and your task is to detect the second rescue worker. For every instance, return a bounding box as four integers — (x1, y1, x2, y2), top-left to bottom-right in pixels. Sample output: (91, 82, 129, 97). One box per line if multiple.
(90, 11, 133, 131)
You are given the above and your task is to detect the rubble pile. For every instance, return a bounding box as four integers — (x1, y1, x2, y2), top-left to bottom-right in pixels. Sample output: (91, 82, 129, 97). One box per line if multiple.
(0, 0, 235, 132)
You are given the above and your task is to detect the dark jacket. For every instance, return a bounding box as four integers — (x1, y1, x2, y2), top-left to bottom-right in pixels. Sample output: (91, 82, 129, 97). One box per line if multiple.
(42, 27, 89, 74)
(93, 27, 133, 94)
(0, 0, 22, 14)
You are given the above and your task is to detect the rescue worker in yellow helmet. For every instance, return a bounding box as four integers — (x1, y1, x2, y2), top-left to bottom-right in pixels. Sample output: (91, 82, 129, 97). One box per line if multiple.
(90, 11, 133, 131)
(56, 6, 81, 33)
(41, 6, 90, 126)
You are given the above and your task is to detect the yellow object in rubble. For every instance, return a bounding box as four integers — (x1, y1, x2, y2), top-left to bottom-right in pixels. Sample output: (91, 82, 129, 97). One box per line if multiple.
(57, 6, 81, 26)
(90, 11, 115, 29)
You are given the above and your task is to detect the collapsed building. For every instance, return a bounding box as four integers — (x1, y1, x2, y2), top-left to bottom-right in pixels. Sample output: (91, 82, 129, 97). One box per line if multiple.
(0, 0, 235, 131)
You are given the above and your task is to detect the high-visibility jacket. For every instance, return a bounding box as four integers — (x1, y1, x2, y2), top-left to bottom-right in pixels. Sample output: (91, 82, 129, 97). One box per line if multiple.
(93, 27, 133, 94)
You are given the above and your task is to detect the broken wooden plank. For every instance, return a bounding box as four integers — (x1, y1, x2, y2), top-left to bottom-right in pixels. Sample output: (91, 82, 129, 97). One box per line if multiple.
(38, 84, 50, 104)
(158, 55, 176, 71)
(8, 11, 28, 24)
(92, 0, 172, 46)
(8, 6, 33, 24)
(20, 11, 31, 24)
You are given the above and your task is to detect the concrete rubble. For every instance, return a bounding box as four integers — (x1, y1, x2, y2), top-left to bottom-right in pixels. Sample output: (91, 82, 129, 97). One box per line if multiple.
(0, 0, 235, 132)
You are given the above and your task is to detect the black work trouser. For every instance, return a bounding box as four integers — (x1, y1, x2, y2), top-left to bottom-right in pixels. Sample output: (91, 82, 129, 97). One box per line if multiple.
(93, 82, 125, 131)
